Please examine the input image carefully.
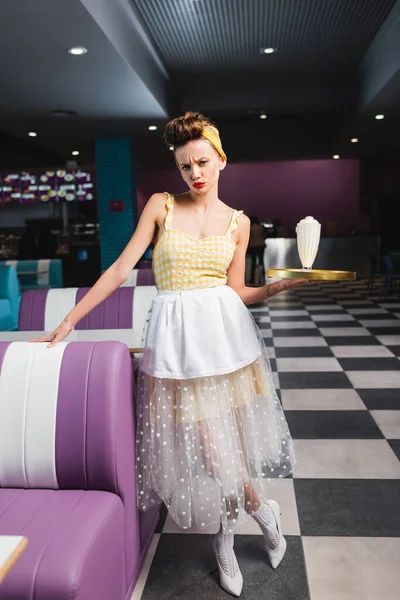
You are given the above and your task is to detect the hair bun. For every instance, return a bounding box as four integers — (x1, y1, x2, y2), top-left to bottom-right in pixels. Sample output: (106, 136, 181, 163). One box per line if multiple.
(164, 111, 215, 147)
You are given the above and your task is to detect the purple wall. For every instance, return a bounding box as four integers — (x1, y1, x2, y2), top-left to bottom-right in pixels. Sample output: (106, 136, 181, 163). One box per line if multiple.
(137, 158, 366, 235)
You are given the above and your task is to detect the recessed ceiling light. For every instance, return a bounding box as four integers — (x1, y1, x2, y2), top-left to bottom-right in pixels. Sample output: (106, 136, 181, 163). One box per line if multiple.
(375, 114, 384, 120)
(72, 150, 79, 156)
(28, 132, 37, 137)
(351, 138, 358, 143)
(68, 47, 87, 56)
(263, 47, 275, 54)
(260, 113, 267, 120)
(148, 125, 157, 131)
(333, 154, 340, 159)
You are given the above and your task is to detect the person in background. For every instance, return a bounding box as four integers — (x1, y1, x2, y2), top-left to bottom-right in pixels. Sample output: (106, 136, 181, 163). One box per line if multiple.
(248, 215, 266, 284)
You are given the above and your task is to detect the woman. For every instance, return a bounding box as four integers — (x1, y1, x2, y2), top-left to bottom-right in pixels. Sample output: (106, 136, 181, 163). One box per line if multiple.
(248, 215, 266, 284)
(31, 112, 307, 597)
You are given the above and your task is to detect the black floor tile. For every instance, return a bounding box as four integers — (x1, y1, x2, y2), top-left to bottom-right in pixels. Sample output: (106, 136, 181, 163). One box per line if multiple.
(365, 327, 400, 335)
(356, 389, 400, 410)
(275, 347, 334, 358)
(141, 534, 310, 600)
(279, 372, 352, 389)
(255, 322, 271, 329)
(339, 357, 400, 371)
(263, 337, 274, 347)
(286, 410, 384, 439)
(357, 313, 395, 321)
(155, 503, 169, 533)
(294, 479, 400, 537)
(387, 346, 400, 356)
(388, 440, 400, 461)
(269, 358, 277, 371)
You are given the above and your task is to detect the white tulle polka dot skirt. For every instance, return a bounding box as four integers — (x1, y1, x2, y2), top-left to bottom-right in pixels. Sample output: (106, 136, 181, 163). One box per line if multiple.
(135, 285, 295, 532)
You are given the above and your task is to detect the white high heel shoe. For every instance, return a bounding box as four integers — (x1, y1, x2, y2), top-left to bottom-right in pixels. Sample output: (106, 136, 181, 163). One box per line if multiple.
(213, 531, 243, 597)
(264, 500, 287, 569)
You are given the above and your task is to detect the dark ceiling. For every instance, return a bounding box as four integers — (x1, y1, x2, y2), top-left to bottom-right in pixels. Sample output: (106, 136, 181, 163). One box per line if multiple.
(0, 0, 399, 169)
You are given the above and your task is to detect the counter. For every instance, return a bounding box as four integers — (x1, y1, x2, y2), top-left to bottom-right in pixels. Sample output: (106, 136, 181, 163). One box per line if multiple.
(264, 236, 379, 279)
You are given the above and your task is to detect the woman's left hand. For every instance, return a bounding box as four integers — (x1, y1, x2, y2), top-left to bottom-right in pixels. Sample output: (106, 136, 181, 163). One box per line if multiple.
(279, 277, 312, 291)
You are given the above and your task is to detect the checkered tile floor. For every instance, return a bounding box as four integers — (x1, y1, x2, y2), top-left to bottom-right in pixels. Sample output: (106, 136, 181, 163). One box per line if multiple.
(132, 280, 400, 600)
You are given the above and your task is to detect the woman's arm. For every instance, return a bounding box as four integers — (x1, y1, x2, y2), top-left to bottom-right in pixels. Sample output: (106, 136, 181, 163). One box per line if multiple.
(227, 214, 307, 305)
(31, 193, 165, 346)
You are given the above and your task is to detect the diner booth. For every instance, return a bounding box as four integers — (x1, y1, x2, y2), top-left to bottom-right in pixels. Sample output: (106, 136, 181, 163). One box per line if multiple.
(0, 165, 161, 598)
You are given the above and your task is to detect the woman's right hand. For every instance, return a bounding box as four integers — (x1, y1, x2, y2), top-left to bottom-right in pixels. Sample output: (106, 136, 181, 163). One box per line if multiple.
(29, 320, 74, 348)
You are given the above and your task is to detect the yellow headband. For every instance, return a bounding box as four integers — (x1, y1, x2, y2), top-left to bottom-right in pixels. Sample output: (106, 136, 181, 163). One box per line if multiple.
(174, 124, 227, 168)
(201, 125, 227, 162)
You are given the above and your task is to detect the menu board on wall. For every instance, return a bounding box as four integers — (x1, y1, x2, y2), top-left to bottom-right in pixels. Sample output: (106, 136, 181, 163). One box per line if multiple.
(0, 167, 95, 204)
(2, 173, 21, 203)
(21, 172, 39, 203)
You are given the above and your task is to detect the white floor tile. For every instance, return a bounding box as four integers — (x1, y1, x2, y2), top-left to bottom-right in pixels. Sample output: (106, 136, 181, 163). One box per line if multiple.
(305, 304, 345, 311)
(347, 308, 389, 315)
(303, 537, 400, 600)
(130, 534, 161, 600)
(266, 347, 276, 359)
(293, 439, 400, 478)
(272, 372, 280, 389)
(274, 337, 328, 347)
(379, 303, 400, 309)
(260, 328, 272, 337)
(377, 335, 400, 346)
(347, 371, 400, 389)
(281, 389, 366, 411)
(370, 410, 400, 439)
(271, 321, 317, 329)
(277, 357, 342, 372)
(331, 346, 395, 358)
(320, 327, 371, 337)
(269, 310, 309, 317)
(311, 314, 355, 322)
(250, 306, 268, 312)
(253, 316, 271, 323)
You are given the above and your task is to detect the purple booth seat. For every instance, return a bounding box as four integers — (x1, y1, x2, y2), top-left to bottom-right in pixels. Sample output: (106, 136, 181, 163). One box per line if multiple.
(18, 286, 157, 332)
(121, 269, 155, 287)
(99, 269, 155, 287)
(0, 341, 159, 600)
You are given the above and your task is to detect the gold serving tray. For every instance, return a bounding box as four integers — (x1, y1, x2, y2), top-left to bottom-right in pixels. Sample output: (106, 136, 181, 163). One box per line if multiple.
(266, 268, 356, 281)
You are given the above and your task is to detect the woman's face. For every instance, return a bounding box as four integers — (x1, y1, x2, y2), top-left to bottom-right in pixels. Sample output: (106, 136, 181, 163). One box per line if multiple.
(174, 139, 226, 194)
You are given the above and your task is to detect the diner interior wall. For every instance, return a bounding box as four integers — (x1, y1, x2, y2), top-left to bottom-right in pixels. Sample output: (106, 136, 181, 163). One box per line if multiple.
(137, 158, 366, 235)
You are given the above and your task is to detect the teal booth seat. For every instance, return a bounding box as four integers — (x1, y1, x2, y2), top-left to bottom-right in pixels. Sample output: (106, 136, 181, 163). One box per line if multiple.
(1, 259, 63, 291)
(0, 265, 20, 331)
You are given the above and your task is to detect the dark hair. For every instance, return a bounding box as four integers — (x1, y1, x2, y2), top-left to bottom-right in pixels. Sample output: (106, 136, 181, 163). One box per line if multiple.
(164, 111, 217, 148)
(250, 215, 260, 225)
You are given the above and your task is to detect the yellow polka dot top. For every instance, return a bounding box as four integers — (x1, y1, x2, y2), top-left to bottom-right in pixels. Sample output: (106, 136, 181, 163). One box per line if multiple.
(153, 193, 243, 291)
